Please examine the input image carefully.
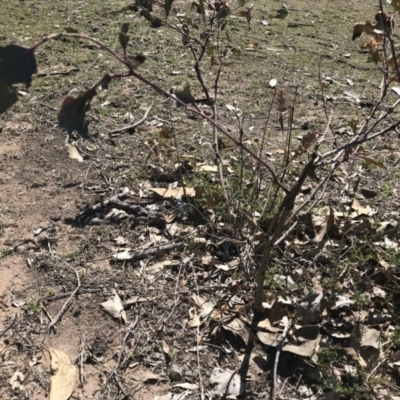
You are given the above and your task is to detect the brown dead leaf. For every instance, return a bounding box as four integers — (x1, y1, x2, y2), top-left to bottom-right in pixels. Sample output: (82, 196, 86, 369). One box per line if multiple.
(151, 187, 195, 198)
(237, 5, 252, 24)
(361, 156, 386, 170)
(211, 55, 219, 66)
(159, 126, 173, 139)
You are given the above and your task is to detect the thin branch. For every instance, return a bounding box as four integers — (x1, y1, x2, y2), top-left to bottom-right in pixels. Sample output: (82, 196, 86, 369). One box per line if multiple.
(115, 317, 139, 373)
(47, 260, 81, 333)
(113, 241, 184, 261)
(189, 45, 211, 101)
(77, 187, 129, 218)
(110, 104, 153, 134)
(271, 318, 291, 400)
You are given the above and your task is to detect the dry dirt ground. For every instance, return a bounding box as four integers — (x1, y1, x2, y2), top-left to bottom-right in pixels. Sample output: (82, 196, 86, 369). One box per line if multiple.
(1, 0, 400, 399)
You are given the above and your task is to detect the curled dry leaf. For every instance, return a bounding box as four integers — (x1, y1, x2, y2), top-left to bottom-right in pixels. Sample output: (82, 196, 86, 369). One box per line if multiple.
(48, 347, 77, 400)
(101, 290, 126, 322)
(172, 383, 199, 390)
(112, 249, 133, 260)
(9, 371, 25, 391)
(223, 317, 250, 343)
(331, 295, 355, 310)
(65, 143, 83, 162)
(188, 307, 201, 328)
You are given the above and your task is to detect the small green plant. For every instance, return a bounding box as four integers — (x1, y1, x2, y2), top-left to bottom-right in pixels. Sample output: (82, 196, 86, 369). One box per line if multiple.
(26, 298, 41, 313)
(55, 169, 68, 187)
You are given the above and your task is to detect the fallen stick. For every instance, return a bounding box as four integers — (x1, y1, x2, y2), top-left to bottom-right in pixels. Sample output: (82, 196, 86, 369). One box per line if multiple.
(115, 316, 139, 372)
(272, 318, 291, 400)
(77, 187, 129, 218)
(113, 241, 184, 261)
(48, 260, 81, 333)
(109, 198, 150, 216)
(110, 104, 153, 134)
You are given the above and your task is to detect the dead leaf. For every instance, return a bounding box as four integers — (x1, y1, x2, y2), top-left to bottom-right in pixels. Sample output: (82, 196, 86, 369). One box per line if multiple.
(124, 296, 155, 307)
(114, 236, 128, 246)
(112, 249, 133, 260)
(188, 307, 201, 328)
(132, 368, 166, 382)
(9, 371, 25, 391)
(173, 383, 199, 390)
(200, 300, 215, 318)
(159, 126, 173, 139)
(331, 295, 355, 310)
(257, 331, 281, 347)
(257, 318, 283, 333)
(282, 325, 320, 357)
(351, 199, 375, 217)
(48, 347, 77, 400)
(223, 317, 250, 343)
(195, 164, 218, 173)
(151, 187, 195, 198)
(360, 326, 380, 349)
(162, 340, 170, 354)
(210, 368, 244, 398)
(65, 143, 83, 162)
(191, 293, 206, 307)
(101, 290, 126, 322)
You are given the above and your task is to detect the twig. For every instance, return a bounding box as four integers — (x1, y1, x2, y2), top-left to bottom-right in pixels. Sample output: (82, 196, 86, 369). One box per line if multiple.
(77, 187, 129, 218)
(47, 260, 81, 333)
(76, 335, 86, 386)
(108, 317, 139, 399)
(114, 241, 184, 261)
(115, 316, 139, 373)
(109, 198, 150, 216)
(0, 315, 17, 336)
(271, 318, 291, 400)
(189, 45, 210, 102)
(110, 104, 153, 134)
